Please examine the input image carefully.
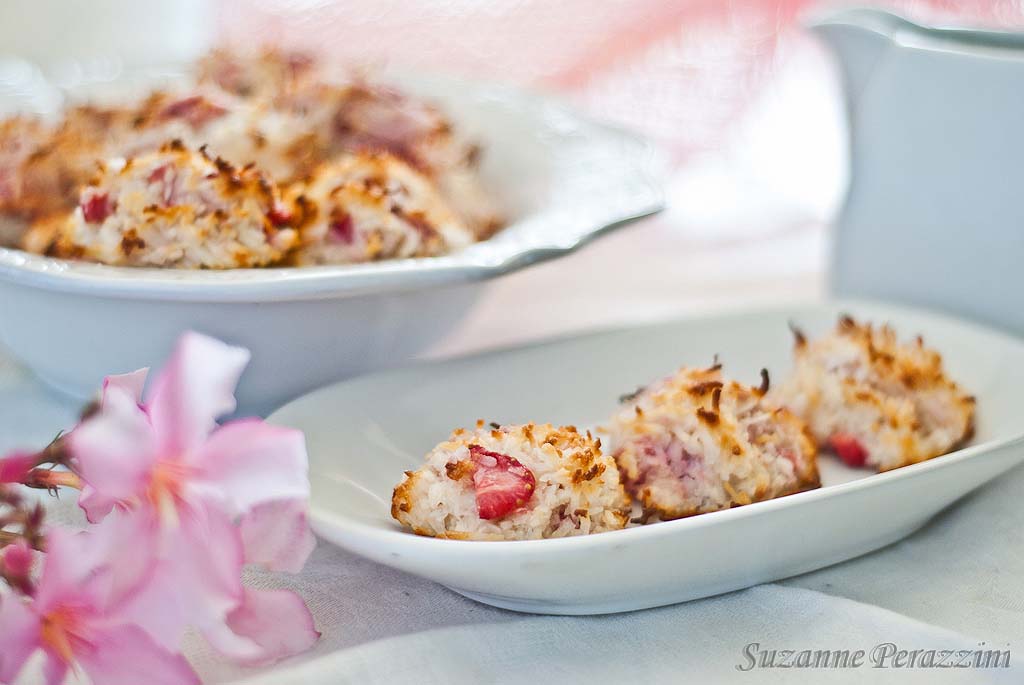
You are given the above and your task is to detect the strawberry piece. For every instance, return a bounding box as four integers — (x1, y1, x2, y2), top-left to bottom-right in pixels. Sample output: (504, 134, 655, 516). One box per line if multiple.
(159, 96, 228, 129)
(144, 164, 180, 206)
(80, 192, 111, 223)
(146, 164, 168, 184)
(267, 201, 292, 227)
(468, 445, 536, 520)
(328, 213, 354, 244)
(828, 432, 868, 468)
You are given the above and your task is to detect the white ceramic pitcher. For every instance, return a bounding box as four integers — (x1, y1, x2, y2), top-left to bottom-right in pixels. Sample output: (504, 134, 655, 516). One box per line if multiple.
(810, 8, 1024, 335)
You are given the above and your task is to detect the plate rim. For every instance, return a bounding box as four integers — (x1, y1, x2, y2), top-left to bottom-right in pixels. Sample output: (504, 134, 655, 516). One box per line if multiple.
(307, 433, 1022, 556)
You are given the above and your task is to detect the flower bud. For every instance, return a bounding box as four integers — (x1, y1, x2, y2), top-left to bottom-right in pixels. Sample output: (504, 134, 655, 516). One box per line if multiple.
(0, 539, 35, 595)
(0, 451, 36, 483)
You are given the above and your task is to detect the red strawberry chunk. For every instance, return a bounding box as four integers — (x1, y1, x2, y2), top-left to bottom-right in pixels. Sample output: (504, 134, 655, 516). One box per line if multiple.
(80, 192, 111, 223)
(828, 432, 868, 468)
(328, 213, 354, 244)
(147, 164, 168, 184)
(267, 201, 292, 227)
(159, 96, 228, 129)
(468, 445, 536, 520)
(145, 164, 180, 206)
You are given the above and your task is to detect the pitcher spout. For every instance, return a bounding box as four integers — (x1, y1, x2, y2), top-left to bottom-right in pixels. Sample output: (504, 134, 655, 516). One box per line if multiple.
(806, 8, 902, 102)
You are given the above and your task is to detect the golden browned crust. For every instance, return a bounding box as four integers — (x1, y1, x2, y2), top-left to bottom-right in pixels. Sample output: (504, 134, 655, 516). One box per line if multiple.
(392, 422, 631, 539)
(31, 140, 306, 268)
(196, 47, 319, 98)
(3, 48, 503, 264)
(612, 365, 820, 521)
(775, 407, 821, 490)
(19, 212, 68, 256)
(390, 470, 416, 521)
(638, 475, 819, 522)
(444, 459, 474, 481)
(831, 315, 967, 400)
(5, 105, 146, 222)
(790, 315, 975, 470)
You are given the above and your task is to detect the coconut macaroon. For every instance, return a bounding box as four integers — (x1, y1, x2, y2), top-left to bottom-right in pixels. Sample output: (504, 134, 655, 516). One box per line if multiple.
(392, 422, 631, 541)
(328, 82, 503, 238)
(124, 86, 341, 185)
(776, 316, 975, 471)
(141, 90, 329, 184)
(0, 94, 244, 226)
(0, 116, 50, 210)
(0, 91, 248, 227)
(0, 49, 503, 266)
(26, 140, 300, 268)
(196, 47, 320, 99)
(291, 151, 474, 264)
(208, 71, 503, 234)
(0, 106, 136, 225)
(0, 116, 51, 244)
(606, 362, 819, 521)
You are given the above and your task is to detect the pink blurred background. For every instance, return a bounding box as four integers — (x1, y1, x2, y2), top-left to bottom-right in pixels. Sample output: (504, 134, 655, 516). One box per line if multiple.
(215, 1, 1024, 158)
(3, 0, 1022, 350)
(211, 0, 1024, 350)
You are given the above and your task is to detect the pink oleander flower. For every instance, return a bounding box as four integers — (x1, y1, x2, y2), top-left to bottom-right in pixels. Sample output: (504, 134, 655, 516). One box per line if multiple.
(67, 332, 318, 665)
(0, 523, 198, 685)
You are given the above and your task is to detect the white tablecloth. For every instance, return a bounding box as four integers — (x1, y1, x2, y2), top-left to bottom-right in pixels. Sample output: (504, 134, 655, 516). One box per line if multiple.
(2, 219, 1022, 684)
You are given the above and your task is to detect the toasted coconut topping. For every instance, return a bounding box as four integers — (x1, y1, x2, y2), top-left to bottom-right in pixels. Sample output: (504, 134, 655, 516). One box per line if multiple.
(290, 151, 473, 265)
(25, 140, 301, 268)
(0, 106, 134, 223)
(0, 117, 52, 222)
(606, 364, 819, 521)
(0, 47, 503, 255)
(775, 315, 975, 471)
(392, 422, 630, 541)
(197, 47, 320, 98)
(788, 320, 807, 347)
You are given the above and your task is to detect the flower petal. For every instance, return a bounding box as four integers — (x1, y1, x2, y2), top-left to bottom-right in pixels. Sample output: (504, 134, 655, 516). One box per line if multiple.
(184, 503, 263, 661)
(146, 332, 250, 456)
(82, 509, 161, 612)
(190, 420, 309, 516)
(102, 368, 149, 407)
(77, 484, 119, 524)
(33, 527, 99, 613)
(34, 519, 156, 635)
(42, 653, 68, 685)
(0, 594, 40, 684)
(76, 624, 199, 685)
(200, 614, 264, 663)
(120, 501, 250, 654)
(115, 559, 191, 652)
(224, 588, 319, 666)
(70, 386, 157, 523)
(239, 499, 316, 573)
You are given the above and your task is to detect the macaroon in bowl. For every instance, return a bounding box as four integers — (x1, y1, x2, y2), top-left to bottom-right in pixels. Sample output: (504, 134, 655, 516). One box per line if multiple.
(0, 70, 663, 414)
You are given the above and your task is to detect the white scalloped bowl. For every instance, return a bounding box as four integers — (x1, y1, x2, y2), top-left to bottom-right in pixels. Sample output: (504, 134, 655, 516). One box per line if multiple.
(0, 75, 664, 413)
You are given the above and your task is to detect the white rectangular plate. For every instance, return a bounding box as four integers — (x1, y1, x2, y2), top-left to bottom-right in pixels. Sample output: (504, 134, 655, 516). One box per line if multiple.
(269, 300, 1024, 615)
